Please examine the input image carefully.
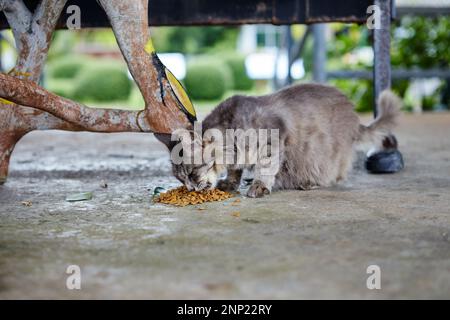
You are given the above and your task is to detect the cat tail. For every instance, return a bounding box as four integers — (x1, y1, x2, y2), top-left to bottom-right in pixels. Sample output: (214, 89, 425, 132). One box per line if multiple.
(356, 90, 401, 145)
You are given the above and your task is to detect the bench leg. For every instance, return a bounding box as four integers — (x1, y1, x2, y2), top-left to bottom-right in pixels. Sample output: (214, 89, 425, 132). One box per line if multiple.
(366, 0, 404, 173)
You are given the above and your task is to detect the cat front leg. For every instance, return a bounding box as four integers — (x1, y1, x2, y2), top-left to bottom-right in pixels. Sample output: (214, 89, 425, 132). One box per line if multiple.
(217, 168, 242, 192)
(246, 155, 280, 198)
(247, 177, 273, 198)
(246, 129, 284, 198)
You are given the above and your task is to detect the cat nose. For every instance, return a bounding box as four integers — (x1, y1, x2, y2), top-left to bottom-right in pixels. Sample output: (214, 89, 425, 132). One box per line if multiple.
(194, 185, 204, 191)
(195, 182, 207, 191)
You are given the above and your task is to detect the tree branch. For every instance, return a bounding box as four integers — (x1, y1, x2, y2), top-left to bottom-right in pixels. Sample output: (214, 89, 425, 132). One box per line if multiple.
(0, 72, 151, 133)
(98, 0, 195, 134)
(34, 0, 68, 28)
(0, 0, 196, 183)
(1, 0, 32, 54)
(2, 0, 195, 134)
(15, 0, 68, 80)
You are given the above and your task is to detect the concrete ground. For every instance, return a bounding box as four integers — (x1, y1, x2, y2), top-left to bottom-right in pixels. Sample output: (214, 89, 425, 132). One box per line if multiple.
(0, 113, 449, 299)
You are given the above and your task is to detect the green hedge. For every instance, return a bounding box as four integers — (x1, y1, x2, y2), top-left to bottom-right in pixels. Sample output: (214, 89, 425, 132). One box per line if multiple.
(223, 54, 253, 91)
(331, 79, 373, 113)
(73, 67, 132, 102)
(50, 56, 87, 79)
(331, 78, 410, 113)
(46, 80, 74, 99)
(184, 59, 233, 100)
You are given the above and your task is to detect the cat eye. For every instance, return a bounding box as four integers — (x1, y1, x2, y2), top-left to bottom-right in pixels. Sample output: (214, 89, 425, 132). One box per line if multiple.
(188, 171, 198, 181)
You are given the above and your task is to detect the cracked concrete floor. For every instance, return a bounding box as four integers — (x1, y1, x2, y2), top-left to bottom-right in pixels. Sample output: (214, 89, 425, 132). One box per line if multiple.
(0, 113, 449, 299)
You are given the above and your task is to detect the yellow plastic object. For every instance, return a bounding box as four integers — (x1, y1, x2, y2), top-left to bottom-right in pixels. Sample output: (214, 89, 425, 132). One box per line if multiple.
(144, 36, 196, 120)
(0, 98, 13, 105)
(165, 68, 196, 119)
(144, 38, 155, 54)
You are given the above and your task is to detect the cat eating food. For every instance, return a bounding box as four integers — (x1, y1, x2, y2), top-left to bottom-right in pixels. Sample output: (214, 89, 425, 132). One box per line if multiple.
(167, 83, 401, 198)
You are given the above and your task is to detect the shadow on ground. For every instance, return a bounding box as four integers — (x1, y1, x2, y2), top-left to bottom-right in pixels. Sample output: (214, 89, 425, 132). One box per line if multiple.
(0, 113, 449, 299)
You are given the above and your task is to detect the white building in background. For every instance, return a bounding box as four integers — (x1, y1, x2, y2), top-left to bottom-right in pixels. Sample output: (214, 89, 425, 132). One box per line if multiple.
(158, 53, 186, 80)
(397, 0, 450, 6)
(237, 25, 282, 54)
(238, 25, 305, 81)
(149, 25, 300, 82)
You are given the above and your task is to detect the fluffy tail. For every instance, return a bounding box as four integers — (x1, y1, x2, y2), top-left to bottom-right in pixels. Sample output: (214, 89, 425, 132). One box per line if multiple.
(357, 90, 401, 146)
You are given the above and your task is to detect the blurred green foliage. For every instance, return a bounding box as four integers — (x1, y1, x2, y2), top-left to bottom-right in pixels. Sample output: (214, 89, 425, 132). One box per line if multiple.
(42, 17, 449, 110)
(222, 53, 254, 91)
(47, 56, 132, 103)
(316, 24, 373, 112)
(48, 30, 119, 61)
(209, 51, 255, 91)
(391, 16, 450, 110)
(329, 79, 374, 113)
(185, 58, 233, 100)
(391, 16, 450, 69)
(327, 16, 450, 112)
(49, 56, 85, 79)
(73, 66, 132, 102)
(47, 81, 73, 99)
(152, 26, 239, 54)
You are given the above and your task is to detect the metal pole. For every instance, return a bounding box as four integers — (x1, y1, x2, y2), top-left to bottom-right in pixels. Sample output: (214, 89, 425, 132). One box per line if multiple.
(0, 32, 3, 72)
(290, 26, 311, 66)
(373, 0, 392, 117)
(285, 25, 293, 86)
(312, 24, 327, 83)
(366, 0, 404, 174)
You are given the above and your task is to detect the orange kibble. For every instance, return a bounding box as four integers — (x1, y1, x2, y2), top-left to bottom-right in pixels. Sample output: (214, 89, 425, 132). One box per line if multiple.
(155, 186, 233, 207)
(231, 211, 241, 218)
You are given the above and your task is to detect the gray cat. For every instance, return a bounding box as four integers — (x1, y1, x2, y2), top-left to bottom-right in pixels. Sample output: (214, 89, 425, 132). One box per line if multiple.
(169, 83, 401, 198)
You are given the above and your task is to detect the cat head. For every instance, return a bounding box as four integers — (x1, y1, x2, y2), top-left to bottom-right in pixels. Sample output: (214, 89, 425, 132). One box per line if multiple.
(171, 160, 220, 191)
(156, 131, 225, 191)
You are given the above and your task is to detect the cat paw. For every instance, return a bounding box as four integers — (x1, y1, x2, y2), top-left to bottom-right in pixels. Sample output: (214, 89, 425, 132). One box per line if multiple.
(247, 180, 270, 198)
(217, 180, 238, 192)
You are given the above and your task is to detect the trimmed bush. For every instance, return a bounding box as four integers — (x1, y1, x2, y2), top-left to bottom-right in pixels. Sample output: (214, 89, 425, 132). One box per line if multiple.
(184, 59, 233, 101)
(50, 56, 87, 79)
(223, 54, 254, 91)
(46, 80, 74, 99)
(73, 67, 132, 102)
(331, 79, 373, 113)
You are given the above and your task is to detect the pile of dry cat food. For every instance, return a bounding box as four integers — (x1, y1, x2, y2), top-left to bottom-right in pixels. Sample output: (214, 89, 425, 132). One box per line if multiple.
(154, 186, 232, 206)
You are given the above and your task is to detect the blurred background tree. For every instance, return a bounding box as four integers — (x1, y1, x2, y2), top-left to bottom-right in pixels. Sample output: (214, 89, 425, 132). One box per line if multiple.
(152, 26, 239, 54)
(6, 15, 444, 112)
(326, 15, 449, 112)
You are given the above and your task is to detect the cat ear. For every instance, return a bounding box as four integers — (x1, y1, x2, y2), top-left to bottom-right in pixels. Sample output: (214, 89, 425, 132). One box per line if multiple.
(203, 135, 215, 146)
(206, 157, 215, 168)
(154, 133, 178, 151)
(189, 130, 203, 144)
(185, 130, 202, 149)
(203, 128, 223, 146)
(154, 128, 203, 154)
